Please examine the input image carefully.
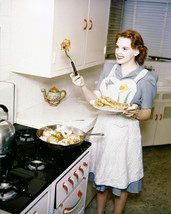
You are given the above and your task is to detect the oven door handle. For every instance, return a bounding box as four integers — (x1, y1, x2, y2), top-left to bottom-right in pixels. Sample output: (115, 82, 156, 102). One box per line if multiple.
(63, 190, 82, 213)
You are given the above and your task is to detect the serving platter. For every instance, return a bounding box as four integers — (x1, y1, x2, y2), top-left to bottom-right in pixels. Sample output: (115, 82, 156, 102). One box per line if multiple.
(89, 100, 125, 113)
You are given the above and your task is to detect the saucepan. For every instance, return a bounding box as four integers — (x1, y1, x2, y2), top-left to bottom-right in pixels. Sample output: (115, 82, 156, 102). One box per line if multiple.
(36, 124, 104, 150)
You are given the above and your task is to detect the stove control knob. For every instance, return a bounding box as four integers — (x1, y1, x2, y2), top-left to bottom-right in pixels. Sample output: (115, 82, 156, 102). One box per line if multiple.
(68, 176, 74, 186)
(33, 212, 39, 214)
(74, 171, 79, 181)
(62, 182, 68, 193)
(83, 162, 88, 167)
(79, 166, 84, 175)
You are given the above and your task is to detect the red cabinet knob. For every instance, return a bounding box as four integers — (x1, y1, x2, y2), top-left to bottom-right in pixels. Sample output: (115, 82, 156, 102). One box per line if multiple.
(83, 162, 88, 167)
(78, 190, 82, 197)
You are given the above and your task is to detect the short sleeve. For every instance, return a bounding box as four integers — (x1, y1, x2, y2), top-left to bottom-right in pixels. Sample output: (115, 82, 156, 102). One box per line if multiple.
(95, 62, 114, 91)
(137, 72, 158, 109)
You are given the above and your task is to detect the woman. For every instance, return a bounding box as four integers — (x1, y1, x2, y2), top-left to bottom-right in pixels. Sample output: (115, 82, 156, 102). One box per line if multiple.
(70, 29, 158, 214)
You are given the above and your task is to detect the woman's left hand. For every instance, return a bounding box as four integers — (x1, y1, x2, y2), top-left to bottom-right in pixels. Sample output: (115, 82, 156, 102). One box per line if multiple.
(123, 109, 139, 119)
(123, 105, 152, 120)
(123, 104, 139, 119)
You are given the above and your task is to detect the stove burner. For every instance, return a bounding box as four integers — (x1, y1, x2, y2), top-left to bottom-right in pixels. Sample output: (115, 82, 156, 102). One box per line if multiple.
(27, 160, 45, 171)
(0, 173, 30, 201)
(0, 182, 12, 190)
(15, 129, 35, 143)
(0, 189, 17, 201)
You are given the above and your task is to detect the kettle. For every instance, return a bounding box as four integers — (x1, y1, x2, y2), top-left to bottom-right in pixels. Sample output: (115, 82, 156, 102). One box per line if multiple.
(0, 105, 15, 155)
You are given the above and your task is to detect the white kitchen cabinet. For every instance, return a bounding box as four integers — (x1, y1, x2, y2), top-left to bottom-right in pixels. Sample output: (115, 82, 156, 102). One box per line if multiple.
(11, 0, 110, 78)
(140, 93, 171, 146)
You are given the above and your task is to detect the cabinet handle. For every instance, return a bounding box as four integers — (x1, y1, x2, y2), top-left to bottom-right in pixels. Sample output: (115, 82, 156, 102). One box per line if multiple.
(83, 19, 87, 30)
(63, 190, 83, 213)
(159, 114, 162, 120)
(155, 114, 158, 120)
(89, 19, 93, 30)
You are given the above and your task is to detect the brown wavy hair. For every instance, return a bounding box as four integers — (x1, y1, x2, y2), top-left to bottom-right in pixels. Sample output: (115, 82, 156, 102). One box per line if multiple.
(115, 29, 147, 65)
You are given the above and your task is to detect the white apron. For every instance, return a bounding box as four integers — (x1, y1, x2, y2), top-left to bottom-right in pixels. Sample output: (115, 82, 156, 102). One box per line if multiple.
(89, 64, 148, 189)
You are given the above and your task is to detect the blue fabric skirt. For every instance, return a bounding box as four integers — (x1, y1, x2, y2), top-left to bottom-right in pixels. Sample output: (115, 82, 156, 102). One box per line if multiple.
(89, 172, 142, 197)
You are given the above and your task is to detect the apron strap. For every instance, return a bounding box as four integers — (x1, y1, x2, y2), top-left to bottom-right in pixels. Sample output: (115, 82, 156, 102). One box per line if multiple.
(108, 65, 148, 83)
(134, 69, 148, 83)
(109, 64, 118, 77)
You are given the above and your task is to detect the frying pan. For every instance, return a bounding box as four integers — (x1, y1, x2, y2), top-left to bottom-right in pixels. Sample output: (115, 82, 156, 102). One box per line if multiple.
(36, 124, 104, 150)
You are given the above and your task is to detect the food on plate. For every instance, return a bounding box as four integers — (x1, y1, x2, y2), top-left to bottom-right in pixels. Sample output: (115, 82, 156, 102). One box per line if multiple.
(94, 96, 129, 110)
(39, 128, 84, 146)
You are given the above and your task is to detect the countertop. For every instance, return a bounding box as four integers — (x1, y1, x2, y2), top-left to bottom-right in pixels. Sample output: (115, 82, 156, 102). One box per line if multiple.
(16, 97, 99, 132)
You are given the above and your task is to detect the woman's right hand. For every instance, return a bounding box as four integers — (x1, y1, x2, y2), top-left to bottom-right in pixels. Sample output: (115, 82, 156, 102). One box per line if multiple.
(70, 73, 85, 87)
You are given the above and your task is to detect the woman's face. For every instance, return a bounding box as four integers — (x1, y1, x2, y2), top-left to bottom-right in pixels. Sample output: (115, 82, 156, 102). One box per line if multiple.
(115, 37, 139, 65)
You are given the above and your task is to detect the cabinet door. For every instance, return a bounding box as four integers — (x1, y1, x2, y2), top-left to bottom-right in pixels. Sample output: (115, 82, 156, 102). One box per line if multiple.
(25, 192, 50, 214)
(52, 0, 89, 74)
(11, 0, 54, 77)
(154, 103, 171, 145)
(140, 105, 159, 146)
(85, 0, 110, 65)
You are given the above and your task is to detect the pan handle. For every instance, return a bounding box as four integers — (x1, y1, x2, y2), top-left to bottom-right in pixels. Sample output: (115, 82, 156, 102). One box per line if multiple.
(86, 133, 104, 136)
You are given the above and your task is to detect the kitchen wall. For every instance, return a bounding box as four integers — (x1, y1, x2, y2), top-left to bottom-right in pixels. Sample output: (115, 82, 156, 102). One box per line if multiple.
(0, 0, 12, 80)
(9, 65, 102, 114)
(1, 0, 171, 117)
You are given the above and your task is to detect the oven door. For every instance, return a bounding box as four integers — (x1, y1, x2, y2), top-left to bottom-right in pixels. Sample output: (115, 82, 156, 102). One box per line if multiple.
(55, 178, 87, 214)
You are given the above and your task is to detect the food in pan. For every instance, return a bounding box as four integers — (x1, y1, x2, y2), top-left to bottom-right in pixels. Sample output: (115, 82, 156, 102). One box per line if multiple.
(94, 96, 129, 110)
(39, 128, 84, 146)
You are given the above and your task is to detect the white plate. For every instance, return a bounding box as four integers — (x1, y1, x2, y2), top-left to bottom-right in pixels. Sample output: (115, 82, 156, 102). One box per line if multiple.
(89, 100, 125, 113)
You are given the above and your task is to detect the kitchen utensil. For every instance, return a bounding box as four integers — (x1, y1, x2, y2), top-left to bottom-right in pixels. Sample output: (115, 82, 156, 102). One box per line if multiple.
(0, 105, 15, 155)
(65, 51, 78, 76)
(36, 124, 104, 150)
(41, 87, 66, 106)
(60, 39, 78, 76)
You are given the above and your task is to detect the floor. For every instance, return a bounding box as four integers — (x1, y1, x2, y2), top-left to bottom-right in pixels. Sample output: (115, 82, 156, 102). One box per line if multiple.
(85, 144, 171, 214)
